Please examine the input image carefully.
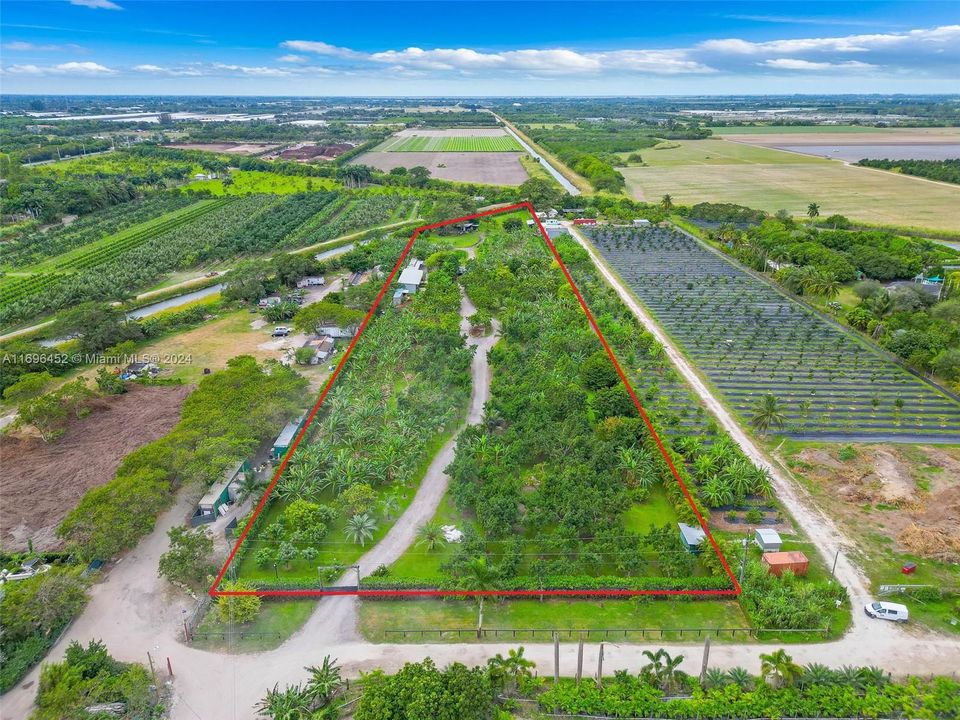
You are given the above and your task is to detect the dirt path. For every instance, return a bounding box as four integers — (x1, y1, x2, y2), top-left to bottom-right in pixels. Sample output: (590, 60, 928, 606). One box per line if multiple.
(5, 235, 959, 719)
(562, 222, 903, 644)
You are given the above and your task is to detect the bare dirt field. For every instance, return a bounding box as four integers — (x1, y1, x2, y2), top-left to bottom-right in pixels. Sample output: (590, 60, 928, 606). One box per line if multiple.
(357, 151, 529, 185)
(785, 443, 960, 562)
(0, 383, 192, 551)
(167, 142, 280, 155)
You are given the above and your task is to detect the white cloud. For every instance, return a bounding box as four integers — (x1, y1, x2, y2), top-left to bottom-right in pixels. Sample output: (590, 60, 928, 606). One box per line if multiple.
(281, 40, 362, 59)
(277, 54, 308, 64)
(68, 0, 122, 10)
(761, 58, 876, 70)
(133, 64, 204, 76)
(212, 63, 293, 77)
(289, 42, 714, 75)
(3, 60, 115, 75)
(3, 41, 84, 51)
(700, 25, 960, 55)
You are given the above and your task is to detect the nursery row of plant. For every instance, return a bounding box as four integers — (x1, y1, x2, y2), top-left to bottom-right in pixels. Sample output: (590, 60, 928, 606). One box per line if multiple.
(587, 226, 960, 442)
(228, 238, 474, 585)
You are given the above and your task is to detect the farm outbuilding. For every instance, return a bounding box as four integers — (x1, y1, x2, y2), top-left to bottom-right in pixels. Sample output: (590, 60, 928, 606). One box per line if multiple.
(301, 335, 335, 364)
(761, 551, 809, 577)
(296, 276, 325, 288)
(678, 522, 706, 553)
(398, 258, 426, 293)
(194, 459, 251, 525)
(272, 416, 307, 459)
(754, 528, 782, 552)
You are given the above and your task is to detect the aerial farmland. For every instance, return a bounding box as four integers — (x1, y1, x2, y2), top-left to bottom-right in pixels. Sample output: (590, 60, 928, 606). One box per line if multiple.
(358, 127, 531, 185)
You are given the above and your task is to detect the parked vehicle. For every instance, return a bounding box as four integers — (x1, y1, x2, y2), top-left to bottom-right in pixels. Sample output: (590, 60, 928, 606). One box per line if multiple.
(272, 326, 291, 337)
(864, 601, 909, 622)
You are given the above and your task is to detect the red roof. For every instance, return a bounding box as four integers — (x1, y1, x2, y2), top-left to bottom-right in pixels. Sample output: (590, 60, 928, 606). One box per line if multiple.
(573, 218, 597, 225)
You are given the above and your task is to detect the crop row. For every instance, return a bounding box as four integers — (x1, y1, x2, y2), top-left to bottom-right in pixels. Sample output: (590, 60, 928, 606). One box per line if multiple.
(587, 226, 960, 442)
(4, 193, 198, 269)
(55, 198, 233, 271)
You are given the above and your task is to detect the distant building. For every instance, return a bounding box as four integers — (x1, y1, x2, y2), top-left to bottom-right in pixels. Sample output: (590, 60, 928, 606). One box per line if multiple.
(633, 218, 651, 227)
(193, 460, 251, 525)
(678, 522, 707, 553)
(272, 416, 307, 459)
(398, 258, 426, 293)
(301, 335, 335, 364)
(573, 218, 597, 226)
(393, 288, 411, 306)
(318, 322, 357, 338)
(258, 296, 282, 308)
(296, 276, 325, 288)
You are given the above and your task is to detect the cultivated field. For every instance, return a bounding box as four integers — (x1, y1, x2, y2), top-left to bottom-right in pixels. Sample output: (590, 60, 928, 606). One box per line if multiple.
(0, 383, 191, 550)
(587, 226, 960, 443)
(378, 135, 521, 152)
(621, 139, 960, 230)
(357, 151, 529, 185)
(183, 170, 338, 194)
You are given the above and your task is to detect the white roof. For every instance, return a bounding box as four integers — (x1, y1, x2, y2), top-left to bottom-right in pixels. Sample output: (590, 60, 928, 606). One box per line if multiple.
(755, 528, 782, 543)
(398, 267, 424, 286)
(679, 522, 706, 545)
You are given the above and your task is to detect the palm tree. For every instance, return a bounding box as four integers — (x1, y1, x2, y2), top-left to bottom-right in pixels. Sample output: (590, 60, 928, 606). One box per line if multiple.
(760, 649, 803, 688)
(725, 666, 753, 690)
(617, 446, 655, 489)
(703, 667, 728, 690)
(235, 472, 266, 504)
(343, 513, 377, 546)
(661, 194, 673, 210)
(641, 648, 685, 694)
(751, 394, 785, 436)
(488, 646, 536, 694)
(700, 477, 733, 508)
(416, 521, 447, 551)
(799, 662, 836, 689)
(380, 492, 401, 521)
(807, 202, 820, 219)
(304, 656, 342, 707)
(255, 683, 311, 720)
(466, 557, 497, 633)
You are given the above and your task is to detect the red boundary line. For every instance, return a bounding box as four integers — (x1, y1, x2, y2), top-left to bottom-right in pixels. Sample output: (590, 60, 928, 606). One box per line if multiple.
(210, 202, 740, 598)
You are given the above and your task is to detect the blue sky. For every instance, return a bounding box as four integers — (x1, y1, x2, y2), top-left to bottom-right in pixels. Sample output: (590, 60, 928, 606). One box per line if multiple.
(1, 1, 958, 95)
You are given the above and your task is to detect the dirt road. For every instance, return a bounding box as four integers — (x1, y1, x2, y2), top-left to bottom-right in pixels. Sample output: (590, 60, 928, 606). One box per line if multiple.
(4, 234, 958, 720)
(563, 222, 902, 640)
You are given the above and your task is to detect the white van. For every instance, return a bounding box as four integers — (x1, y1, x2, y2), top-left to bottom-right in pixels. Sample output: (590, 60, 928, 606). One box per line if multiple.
(864, 601, 909, 623)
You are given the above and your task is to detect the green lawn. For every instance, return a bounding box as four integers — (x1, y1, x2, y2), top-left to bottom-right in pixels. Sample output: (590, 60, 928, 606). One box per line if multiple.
(621, 140, 960, 231)
(192, 599, 316, 653)
(359, 598, 750, 643)
(623, 488, 677, 532)
(183, 170, 338, 195)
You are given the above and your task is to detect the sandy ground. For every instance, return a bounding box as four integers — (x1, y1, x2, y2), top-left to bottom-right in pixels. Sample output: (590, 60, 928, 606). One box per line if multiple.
(357, 151, 529, 185)
(791, 445, 960, 562)
(3, 244, 959, 719)
(0, 384, 192, 551)
(167, 142, 280, 154)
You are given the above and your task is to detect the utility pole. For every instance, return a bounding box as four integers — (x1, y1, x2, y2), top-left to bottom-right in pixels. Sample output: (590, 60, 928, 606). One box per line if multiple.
(553, 632, 560, 684)
(576, 634, 584, 685)
(831, 548, 840, 577)
(700, 637, 711, 686)
(596, 642, 604, 688)
(739, 533, 750, 584)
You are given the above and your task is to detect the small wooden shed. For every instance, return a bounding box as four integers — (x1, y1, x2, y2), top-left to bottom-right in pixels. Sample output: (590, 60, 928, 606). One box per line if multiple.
(761, 551, 809, 577)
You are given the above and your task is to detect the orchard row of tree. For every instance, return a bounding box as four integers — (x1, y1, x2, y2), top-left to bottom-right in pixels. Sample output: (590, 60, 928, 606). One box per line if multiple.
(857, 157, 960, 185)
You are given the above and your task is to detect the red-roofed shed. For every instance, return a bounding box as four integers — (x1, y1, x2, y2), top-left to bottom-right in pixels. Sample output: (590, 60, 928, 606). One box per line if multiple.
(761, 551, 809, 577)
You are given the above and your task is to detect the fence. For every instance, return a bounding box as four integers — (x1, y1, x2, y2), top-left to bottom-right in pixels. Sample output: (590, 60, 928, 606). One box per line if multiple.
(382, 625, 828, 641)
(182, 595, 211, 641)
